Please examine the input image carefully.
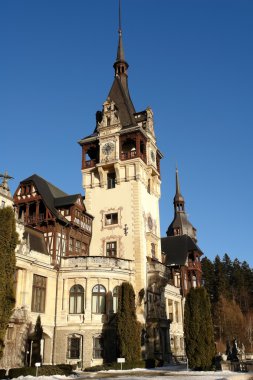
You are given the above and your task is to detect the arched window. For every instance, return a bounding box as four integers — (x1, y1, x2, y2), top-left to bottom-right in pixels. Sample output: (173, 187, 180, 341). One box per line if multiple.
(69, 285, 84, 314)
(113, 286, 119, 313)
(92, 284, 106, 314)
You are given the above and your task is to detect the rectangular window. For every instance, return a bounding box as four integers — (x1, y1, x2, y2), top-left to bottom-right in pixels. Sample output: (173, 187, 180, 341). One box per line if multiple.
(69, 237, 73, 252)
(151, 243, 156, 258)
(68, 337, 81, 359)
(105, 213, 118, 226)
(106, 241, 117, 257)
(168, 299, 173, 321)
(93, 336, 103, 359)
(1, 200, 5, 208)
(175, 302, 179, 323)
(76, 240, 81, 253)
(81, 242, 87, 255)
(107, 172, 116, 189)
(31, 275, 46, 313)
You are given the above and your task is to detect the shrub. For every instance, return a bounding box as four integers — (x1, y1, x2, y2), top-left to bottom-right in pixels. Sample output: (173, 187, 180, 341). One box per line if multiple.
(0, 369, 6, 379)
(8, 364, 73, 378)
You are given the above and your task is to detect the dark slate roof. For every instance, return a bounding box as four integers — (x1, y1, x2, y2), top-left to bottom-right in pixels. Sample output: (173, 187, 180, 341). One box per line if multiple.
(108, 77, 137, 129)
(54, 194, 80, 207)
(24, 226, 48, 255)
(166, 213, 196, 241)
(20, 174, 84, 223)
(161, 235, 203, 266)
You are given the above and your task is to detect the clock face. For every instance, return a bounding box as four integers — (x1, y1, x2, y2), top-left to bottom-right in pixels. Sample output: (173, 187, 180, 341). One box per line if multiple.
(102, 142, 114, 156)
(150, 150, 155, 162)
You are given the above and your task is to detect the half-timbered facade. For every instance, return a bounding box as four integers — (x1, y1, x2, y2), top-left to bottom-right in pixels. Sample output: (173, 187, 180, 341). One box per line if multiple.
(13, 174, 93, 264)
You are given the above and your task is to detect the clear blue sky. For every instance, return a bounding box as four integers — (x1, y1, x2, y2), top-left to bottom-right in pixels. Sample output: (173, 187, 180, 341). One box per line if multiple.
(1, 0, 252, 265)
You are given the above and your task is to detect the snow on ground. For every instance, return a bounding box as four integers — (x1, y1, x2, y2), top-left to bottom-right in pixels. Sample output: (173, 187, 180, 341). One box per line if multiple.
(2, 369, 253, 380)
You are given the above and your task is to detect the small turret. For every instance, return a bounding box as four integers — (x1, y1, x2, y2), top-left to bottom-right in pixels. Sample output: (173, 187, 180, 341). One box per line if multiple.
(166, 168, 197, 241)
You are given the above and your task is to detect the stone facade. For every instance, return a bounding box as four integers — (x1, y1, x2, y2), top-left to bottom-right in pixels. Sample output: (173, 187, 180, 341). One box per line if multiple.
(0, 15, 187, 370)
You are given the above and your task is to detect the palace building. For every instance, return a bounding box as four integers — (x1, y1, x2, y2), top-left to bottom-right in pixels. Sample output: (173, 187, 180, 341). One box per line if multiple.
(0, 8, 203, 369)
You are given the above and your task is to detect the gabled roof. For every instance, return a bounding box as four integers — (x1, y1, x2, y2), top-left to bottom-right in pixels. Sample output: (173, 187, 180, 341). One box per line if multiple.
(20, 174, 85, 223)
(161, 235, 203, 266)
(54, 194, 81, 207)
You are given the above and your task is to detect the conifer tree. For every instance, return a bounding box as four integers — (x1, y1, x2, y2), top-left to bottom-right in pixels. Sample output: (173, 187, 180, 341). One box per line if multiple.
(32, 315, 43, 364)
(0, 207, 18, 359)
(201, 257, 215, 300)
(116, 282, 141, 362)
(184, 287, 215, 370)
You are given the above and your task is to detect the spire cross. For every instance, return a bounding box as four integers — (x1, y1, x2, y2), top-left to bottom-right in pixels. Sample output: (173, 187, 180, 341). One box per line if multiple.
(0, 170, 14, 190)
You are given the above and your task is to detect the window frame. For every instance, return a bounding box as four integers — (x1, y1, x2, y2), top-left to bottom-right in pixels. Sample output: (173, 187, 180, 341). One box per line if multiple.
(112, 286, 119, 313)
(93, 335, 103, 359)
(107, 172, 116, 189)
(106, 241, 117, 257)
(69, 284, 84, 314)
(67, 334, 81, 359)
(105, 212, 118, 226)
(31, 274, 47, 313)
(92, 284, 106, 314)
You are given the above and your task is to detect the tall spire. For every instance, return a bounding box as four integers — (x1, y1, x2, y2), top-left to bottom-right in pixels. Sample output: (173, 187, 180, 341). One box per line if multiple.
(174, 167, 185, 209)
(113, 0, 129, 77)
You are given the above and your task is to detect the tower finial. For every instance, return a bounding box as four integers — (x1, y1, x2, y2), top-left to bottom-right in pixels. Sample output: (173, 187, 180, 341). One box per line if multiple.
(119, 0, 122, 34)
(114, 0, 128, 76)
(176, 166, 181, 195)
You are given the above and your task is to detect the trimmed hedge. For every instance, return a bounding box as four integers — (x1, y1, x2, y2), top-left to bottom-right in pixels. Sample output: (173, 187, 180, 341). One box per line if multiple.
(0, 369, 6, 379)
(8, 364, 73, 378)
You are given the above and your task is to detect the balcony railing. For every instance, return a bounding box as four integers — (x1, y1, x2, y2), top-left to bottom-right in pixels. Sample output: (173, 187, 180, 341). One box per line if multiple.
(187, 261, 201, 270)
(63, 255, 133, 271)
(26, 213, 44, 224)
(120, 151, 146, 163)
(83, 159, 96, 169)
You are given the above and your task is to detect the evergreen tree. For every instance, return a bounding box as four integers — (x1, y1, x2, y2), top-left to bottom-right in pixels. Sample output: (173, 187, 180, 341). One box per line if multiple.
(184, 287, 215, 370)
(31, 315, 43, 364)
(201, 257, 215, 300)
(116, 282, 141, 362)
(214, 255, 229, 302)
(0, 207, 18, 359)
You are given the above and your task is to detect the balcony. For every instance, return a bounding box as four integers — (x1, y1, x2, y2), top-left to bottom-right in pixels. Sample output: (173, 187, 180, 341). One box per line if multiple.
(147, 260, 169, 278)
(120, 151, 146, 163)
(187, 260, 202, 271)
(62, 255, 133, 271)
(83, 159, 96, 169)
(26, 213, 44, 224)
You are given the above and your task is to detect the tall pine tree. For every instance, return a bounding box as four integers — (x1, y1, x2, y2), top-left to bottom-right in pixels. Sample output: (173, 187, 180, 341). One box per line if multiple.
(0, 207, 18, 359)
(116, 282, 141, 362)
(184, 287, 215, 370)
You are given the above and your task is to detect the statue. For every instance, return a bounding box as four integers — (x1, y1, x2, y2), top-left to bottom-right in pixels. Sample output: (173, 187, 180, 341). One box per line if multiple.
(231, 338, 239, 362)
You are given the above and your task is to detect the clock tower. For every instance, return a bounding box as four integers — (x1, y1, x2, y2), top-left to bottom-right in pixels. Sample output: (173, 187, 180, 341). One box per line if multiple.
(78, 14, 163, 322)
